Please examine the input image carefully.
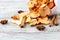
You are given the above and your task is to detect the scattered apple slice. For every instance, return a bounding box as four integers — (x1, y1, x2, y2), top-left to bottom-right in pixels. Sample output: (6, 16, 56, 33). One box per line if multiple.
(11, 14, 20, 20)
(11, 12, 27, 20)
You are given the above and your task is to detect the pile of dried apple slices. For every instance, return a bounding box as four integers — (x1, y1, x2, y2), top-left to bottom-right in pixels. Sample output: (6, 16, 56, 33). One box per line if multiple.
(11, 0, 58, 31)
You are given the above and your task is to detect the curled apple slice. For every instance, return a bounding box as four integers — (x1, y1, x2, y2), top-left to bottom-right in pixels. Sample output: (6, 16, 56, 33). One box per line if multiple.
(48, 2, 55, 9)
(19, 16, 27, 28)
(43, 6, 51, 16)
(27, 0, 37, 8)
(39, 6, 51, 17)
(11, 12, 27, 20)
(11, 14, 20, 20)
(37, 17, 51, 24)
(42, 0, 50, 4)
(29, 19, 38, 26)
(29, 11, 40, 18)
(50, 0, 54, 2)
(27, 1, 34, 8)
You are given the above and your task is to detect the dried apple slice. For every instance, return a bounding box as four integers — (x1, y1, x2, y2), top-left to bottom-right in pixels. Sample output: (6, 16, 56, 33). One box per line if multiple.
(11, 16, 27, 28)
(48, 2, 55, 9)
(50, 0, 54, 2)
(26, 15, 31, 23)
(19, 16, 27, 28)
(27, 0, 37, 8)
(11, 12, 27, 20)
(40, 4, 46, 8)
(11, 14, 20, 20)
(37, 17, 51, 24)
(11, 12, 27, 28)
(27, 1, 34, 8)
(39, 6, 51, 17)
(53, 14, 59, 26)
(29, 19, 38, 26)
(43, 6, 51, 16)
(49, 15, 55, 27)
(29, 11, 40, 18)
(42, 0, 50, 4)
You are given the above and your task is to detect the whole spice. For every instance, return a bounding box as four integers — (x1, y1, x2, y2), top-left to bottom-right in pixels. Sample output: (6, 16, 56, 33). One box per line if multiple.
(18, 10, 24, 13)
(0, 20, 8, 24)
(37, 25, 45, 30)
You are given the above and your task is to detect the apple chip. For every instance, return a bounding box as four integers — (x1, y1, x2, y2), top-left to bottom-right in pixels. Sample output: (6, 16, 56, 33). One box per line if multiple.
(19, 16, 27, 28)
(38, 17, 51, 24)
(11, 12, 28, 20)
(29, 19, 38, 26)
(50, 0, 54, 2)
(39, 6, 51, 17)
(42, 0, 50, 4)
(11, 14, 20, 20)
(53, 14, 59, 26)
(48, 2, 55, 9)
(27, 0, 37, 8)
(29, 11, 40, 18)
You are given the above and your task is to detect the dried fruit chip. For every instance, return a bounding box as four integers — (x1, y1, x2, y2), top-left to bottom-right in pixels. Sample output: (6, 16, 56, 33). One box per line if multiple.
(39, 6, 51, 17)
(53, 14, 59, 26)
(19, 16, 27, 28)
(48, 2, 55, 9)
